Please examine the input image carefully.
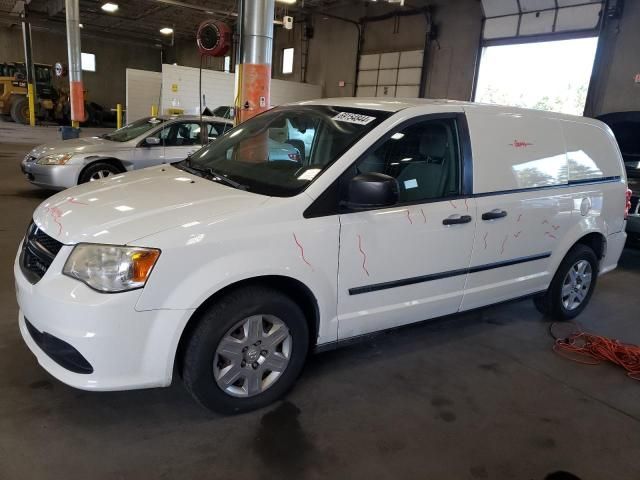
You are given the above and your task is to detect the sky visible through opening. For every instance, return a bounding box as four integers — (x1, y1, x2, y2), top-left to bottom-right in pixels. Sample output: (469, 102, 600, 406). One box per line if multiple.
(474, 37, 599, 116)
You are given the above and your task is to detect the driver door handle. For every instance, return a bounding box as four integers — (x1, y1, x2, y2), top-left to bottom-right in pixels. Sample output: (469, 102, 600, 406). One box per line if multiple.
(482, 209, 508, 221)
(442, 214, 472, 225)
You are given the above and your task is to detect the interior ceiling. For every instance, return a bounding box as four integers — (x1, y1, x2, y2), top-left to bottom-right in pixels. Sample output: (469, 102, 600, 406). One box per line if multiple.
(3, 0, 355, 44)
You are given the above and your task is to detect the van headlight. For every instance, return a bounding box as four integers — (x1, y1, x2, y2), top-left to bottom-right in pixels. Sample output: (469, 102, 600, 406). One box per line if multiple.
(37, 152, 74, 165)
(63, 244, 161, 292)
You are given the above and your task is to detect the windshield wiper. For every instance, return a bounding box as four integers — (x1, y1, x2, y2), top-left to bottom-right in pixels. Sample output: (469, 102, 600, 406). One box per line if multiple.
(177, 159, 247, 190)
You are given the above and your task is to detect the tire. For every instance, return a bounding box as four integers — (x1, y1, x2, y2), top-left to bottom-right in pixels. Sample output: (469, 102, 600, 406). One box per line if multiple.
(78, 162, 121, 184)
(533, 244, 599, 320)
(182, 286, 309, 414)
(10, 96, 30, 124)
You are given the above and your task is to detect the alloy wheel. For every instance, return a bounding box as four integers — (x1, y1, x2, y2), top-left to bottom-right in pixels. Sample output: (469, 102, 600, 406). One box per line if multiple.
(561, 259, 592, 311)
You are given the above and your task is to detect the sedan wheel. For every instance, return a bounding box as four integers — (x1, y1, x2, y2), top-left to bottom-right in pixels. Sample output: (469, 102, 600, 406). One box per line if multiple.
(90, 170, 113, 181)
(561, 259, 592, 311)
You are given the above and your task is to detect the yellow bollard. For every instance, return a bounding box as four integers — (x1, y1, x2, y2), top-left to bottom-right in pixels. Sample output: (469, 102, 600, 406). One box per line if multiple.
(72, 120, 79, 129)
(116, 103, 123, 129)
(151, 104, 158, 117)
(27, 83, 36, 127)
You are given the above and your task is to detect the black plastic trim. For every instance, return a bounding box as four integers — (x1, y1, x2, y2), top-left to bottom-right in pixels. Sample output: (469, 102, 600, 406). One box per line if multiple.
(24, 318, 94, 374)
(472, 176, 622, 198)
(348, 252, 551, 295)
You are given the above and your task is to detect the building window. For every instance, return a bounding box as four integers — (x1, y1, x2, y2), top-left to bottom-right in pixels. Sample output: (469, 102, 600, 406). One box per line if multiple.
(282, 47, 294, 75)
(224, 55, 231, 73)
(81, 52, 96, 72)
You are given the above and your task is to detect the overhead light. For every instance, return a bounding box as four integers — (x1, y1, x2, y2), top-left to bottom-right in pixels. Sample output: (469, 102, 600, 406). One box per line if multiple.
(101, 2, 119, 13)
(276, 0, 296, 3)
(159, 27, 173, 35)
(79, 23, 84, 28)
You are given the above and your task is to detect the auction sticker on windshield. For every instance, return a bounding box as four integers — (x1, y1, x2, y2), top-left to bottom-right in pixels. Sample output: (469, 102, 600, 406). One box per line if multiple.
(333, 112, 377, 125)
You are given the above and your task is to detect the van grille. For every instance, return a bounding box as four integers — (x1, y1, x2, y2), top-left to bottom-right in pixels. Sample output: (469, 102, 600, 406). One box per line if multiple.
(20, 222, 63, 284)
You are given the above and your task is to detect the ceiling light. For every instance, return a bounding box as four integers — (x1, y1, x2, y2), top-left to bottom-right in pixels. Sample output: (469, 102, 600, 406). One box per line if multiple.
(276, 0, 296, 3)
(79, 23, 84, 28)
(101, 2, 118, 13)
(159, 27, 173, 35)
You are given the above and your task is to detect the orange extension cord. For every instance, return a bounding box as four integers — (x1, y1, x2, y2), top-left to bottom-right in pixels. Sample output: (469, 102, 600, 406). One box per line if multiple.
(550, 323, 640, 380)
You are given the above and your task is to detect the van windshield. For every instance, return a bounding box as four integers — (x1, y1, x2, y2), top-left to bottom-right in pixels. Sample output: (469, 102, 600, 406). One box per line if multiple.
(103, 117, 166, 142)
(184, 106, 389, 197)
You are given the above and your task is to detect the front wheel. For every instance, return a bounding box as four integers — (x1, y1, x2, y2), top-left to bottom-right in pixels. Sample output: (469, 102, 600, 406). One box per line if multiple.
(78, 162, 121, 184)
(533, 244, 598, 320)
(182, 286, 309, 414)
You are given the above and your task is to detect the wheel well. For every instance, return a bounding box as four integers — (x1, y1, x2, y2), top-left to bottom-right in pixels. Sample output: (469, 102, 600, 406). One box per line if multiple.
(78, 158, 126, 180)
(174, 276, 320, 374)
(575, 232, 606, 259)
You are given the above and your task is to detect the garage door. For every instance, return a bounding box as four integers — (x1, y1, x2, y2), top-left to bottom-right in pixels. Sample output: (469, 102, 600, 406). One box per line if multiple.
(356, 50, 423, 98)
(481, 0, 604, 43)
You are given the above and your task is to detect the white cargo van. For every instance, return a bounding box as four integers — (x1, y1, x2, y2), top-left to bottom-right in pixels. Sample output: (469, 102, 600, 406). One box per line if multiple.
(15, 98, 630, 413)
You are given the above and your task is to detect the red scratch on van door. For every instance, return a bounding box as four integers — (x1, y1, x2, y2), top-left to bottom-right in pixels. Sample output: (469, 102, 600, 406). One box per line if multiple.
(552, 224, 560, 231)
(420, 208, 427, 224)
(464, 199, 469, 211)
(357, 234, 370, 277)
(483, 232, 488, 249)
(449, 200, 457, 209)
(64, 197, 87, 205)
(517, 214, 522, 222)
(292, 233, 313, 270)
(513, 231, 522, 239)
(542, 219, 549, 225)
(500, 235, 508, 255)
(545, 232, 557, 240)
(406, 210, 413, 224)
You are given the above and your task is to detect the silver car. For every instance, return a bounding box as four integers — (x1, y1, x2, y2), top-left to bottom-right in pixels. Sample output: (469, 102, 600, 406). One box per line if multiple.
(21, 115, 233, 190)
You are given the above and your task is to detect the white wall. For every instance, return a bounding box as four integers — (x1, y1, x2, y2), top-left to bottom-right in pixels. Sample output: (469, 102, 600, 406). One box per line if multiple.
(125, 69, 162, 122)
(160, 64, 322, 115)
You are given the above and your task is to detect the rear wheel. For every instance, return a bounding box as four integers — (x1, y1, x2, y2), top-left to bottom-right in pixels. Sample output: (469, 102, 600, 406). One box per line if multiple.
(10, 96, 30, 124)
(182, 286, 309, 414)
(78, 162, 121, 184)
(533, 244, 598, 320)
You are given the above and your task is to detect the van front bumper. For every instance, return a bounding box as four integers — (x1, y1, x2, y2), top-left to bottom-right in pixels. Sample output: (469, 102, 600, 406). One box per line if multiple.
(14, 245, 191, 391)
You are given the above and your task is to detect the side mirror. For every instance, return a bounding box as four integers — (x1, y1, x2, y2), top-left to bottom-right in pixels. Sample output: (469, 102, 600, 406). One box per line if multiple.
(145, 137, 161, 146)
(343, 173, 399, 210)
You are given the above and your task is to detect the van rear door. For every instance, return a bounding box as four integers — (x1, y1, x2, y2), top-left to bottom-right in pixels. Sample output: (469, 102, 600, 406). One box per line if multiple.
(460, 109, 572, 310)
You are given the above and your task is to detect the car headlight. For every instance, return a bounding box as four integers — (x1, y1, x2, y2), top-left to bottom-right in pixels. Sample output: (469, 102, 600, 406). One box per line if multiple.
(63, 244, 161, 292)
(37, 152, 74, 165)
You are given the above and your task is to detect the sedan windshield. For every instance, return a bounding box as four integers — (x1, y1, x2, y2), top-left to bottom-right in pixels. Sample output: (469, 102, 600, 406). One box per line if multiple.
(185, 106, 390, 196)
(103, 117, 166, 142)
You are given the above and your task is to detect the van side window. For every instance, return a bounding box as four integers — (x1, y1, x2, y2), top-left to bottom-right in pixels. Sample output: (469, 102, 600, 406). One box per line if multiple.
(356, 118, 460, 202)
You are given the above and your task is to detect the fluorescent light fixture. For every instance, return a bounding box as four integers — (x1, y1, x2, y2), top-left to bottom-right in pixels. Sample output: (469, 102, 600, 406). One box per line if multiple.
(101, 2, 118, 12)
(276, 0, 296, 3)
(159, 27, 173, 35)
(79, 23, 84, 28)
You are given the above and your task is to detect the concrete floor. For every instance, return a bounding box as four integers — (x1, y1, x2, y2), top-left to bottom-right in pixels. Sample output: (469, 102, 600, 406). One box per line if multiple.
(1, 125, 640, 480)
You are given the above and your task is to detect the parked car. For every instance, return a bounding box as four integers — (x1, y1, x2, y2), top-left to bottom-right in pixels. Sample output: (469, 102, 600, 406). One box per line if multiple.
(597, 111, 640, 244)
(20, 115, 233, 189)
(15, 98, 629, 413)
(212, 105, 235, 120)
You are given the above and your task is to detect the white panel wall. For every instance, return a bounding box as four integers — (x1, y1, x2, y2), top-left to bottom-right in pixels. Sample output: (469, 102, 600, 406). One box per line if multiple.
(125, 69, 162, 122)
(160, 64, 321, 115)
(356, 49, 423, 99)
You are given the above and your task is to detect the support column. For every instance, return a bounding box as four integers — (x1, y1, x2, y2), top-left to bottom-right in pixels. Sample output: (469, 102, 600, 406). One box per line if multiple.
(65, 0, 84, 128)
(21, 17, 36, 127)
(235, 0, 274, 124)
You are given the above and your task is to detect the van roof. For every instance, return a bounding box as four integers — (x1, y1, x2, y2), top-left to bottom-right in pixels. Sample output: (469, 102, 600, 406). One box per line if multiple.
(288, 97, 607, 127)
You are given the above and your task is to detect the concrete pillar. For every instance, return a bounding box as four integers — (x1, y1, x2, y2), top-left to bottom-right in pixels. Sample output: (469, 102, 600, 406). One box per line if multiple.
(235, 0, 274, 124)
(21, 18, 36, 126)
(65, 0, 84, 128)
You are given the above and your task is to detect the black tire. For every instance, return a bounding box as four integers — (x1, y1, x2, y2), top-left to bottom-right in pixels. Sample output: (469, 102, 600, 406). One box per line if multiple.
(78, 161, 121, 184)
(533, 244, 599, 320)
(10, 96, 30, 124)
(182, 286, 309, 414)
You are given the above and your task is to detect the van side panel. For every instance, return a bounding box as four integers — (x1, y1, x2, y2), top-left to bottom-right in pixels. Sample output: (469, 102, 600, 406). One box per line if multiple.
(464, 109, 568, 194)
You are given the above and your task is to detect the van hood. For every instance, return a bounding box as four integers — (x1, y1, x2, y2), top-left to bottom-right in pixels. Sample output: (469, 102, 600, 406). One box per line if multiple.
(28, 136, 128, 159)
(32, 165, 270, 245)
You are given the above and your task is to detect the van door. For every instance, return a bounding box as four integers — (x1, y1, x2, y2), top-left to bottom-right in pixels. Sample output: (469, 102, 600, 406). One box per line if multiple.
(460, 110, 573, 311)
(337, 115, 476, 340)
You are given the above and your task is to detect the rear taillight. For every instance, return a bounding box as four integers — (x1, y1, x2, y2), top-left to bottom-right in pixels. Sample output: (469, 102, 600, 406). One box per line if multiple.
(625, 188, 632, 219)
